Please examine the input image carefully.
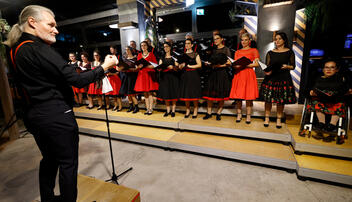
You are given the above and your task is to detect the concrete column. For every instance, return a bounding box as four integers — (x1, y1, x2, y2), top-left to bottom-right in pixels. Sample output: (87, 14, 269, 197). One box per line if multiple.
(257, 1, 296, 63)
(117, 0, 145, 54)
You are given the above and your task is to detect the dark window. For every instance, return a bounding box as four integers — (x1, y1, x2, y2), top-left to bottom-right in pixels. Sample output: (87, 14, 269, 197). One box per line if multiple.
(197, 2, 243, 32)
(158, 11, 192, 35)
(86, 25, 120, 43)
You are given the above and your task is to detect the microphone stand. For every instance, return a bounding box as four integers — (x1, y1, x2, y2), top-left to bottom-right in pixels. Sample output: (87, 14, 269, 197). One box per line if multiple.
(103, 94, 133, 184)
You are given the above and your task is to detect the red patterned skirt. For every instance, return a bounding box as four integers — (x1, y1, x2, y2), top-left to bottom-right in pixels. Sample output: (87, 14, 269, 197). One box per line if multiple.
(307, 98, 346, 117)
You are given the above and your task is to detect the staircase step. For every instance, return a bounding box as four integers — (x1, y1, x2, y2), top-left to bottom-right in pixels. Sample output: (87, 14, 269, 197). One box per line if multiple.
(287, 124, 352, 158)
(295, 154, 352, 185)
(74, 107, 292, 143)
(169, 131, 296, 170)
(77, 118, 296, 170)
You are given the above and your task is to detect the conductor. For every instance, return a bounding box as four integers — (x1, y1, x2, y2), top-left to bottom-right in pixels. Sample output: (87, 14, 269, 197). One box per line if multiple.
(4, 5, 118, 202)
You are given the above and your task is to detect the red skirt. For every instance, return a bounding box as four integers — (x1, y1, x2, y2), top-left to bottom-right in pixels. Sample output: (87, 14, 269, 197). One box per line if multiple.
(106, 75, 121, 95)
(134, 68, 159, 92)
(229, 68, 258, 100)
(73, 86, 86, 93)
(87, 81, 102, 95)
(307, 98, 346, 118)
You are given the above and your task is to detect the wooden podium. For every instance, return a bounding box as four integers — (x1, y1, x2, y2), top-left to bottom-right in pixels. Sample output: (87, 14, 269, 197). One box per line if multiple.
(77, 175, 140, 202)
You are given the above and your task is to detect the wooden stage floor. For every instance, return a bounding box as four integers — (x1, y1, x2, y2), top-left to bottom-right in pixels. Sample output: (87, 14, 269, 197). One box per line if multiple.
(77, 175, 140, 202)
(74, 105, 352, 186)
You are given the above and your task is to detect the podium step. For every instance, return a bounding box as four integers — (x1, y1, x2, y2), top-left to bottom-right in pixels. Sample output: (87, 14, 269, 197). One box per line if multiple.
(77, 174, 140, 202)
(295, 154, 352, 185)
(288, 124, 352, 158)
(169, 131, 296, 170)
(77, 118, 296, 170)
(77, 119, 175, 147)
(74, 106, 292, 143)
(179, 115, 292, 142)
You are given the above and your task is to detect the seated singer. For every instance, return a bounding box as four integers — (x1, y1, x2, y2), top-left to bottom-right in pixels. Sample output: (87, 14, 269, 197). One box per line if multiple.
(4, 5, 117, 202)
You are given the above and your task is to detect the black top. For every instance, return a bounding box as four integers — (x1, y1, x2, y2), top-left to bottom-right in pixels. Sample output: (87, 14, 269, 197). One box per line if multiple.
(265, 50, 295, 81)
(212, 46, 231, 58)
(312, 74, 348, 103)
(162, 57, 176, 66)
(11, 32, 105, 107)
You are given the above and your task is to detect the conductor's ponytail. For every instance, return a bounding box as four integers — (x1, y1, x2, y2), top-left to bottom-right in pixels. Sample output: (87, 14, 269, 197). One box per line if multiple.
(3, 24, 23, 47)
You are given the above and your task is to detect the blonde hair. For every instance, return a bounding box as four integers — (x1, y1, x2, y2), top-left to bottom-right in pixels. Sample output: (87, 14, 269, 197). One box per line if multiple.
(240, 33, 251, 40)
(3, 5, 55, 47)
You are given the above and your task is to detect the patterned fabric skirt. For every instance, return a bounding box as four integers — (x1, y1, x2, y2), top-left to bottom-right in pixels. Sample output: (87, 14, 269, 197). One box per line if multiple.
(307, 98, 346, 117)
(259, 80, 296, 104)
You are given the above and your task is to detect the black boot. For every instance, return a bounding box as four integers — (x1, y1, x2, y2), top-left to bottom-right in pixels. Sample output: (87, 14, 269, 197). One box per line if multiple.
(127, 104, 134, 112)
(133, 105, 139, 113)
(325, 123, 337, 133)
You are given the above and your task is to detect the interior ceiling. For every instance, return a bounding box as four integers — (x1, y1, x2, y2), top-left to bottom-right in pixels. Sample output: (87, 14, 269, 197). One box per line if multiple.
(1, 0, 117, 25)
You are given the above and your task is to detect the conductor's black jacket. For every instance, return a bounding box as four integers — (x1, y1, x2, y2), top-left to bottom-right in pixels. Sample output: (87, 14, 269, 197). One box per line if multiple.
(11, 32, 105, 108)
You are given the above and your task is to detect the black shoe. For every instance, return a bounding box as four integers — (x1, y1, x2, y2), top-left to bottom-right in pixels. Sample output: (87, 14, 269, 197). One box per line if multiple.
(216, 114, 221, 121)
(127, 104, 134, 112)
(325, 123, 337, 133)
(73, 103, 80, 108)
(144, 111, 149, 115)
(203, 113, 212, 120)
(337, 135, 345, 145)
(246, 116, 251, 124)
(171, 112, 175, 117)
(312, 132, 324, 140)
(264, 117, 269, 127)
(313, 122, 325, 131)
(192, 114, 198, 119)
(147, 111, 153, 115)
(116, 108, 123, 112)
(112, 106, 118, 111)
(236, 115, 242, 123)
(86, 105, 94, 109)
(276, 118, 282, 129)
(323, 134, 336, 142)
(97, 106, 103, 110)
(133, 106, 139, 113)
(163, 112, 169, 117)
(184, 114, 190, 118)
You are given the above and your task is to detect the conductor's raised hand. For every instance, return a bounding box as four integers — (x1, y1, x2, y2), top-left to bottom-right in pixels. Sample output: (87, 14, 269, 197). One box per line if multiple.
(102, 55, 118, 71)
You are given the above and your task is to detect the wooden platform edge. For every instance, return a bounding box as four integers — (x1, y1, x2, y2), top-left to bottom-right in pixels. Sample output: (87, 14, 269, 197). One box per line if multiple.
(79, 128, 169, 148)
(75, 111, 292, 143)
(292, 137, 352, 158)
(297, 167, 352, 186)
(179, 123, 292, 142)
(75, 112, 179, 129)
(77, 174, 140, 202)
(79, 126, 296, 170)
(167, 141, 297, 170)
